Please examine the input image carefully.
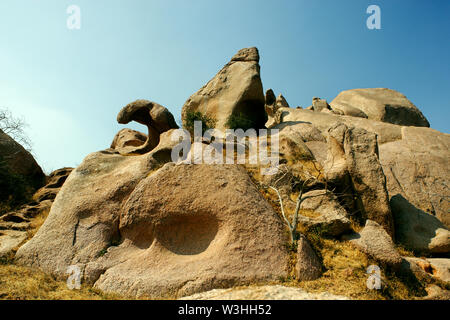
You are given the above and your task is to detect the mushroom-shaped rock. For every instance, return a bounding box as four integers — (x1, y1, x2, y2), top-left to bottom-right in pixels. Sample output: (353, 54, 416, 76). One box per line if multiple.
(116, 100, 178, 154)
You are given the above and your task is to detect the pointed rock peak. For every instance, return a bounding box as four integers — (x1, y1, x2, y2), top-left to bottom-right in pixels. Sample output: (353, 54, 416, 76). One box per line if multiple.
(230, 47, 260, 63)
(265, 89, 276, 105)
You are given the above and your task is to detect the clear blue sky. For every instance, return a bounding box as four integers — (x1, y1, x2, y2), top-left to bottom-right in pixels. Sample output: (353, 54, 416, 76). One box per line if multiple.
(0, 0, 449, 173)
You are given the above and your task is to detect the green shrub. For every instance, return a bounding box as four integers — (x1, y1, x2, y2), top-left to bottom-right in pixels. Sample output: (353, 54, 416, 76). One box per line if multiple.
(225, 112, 255, 131)
(184, 111, 216, 135)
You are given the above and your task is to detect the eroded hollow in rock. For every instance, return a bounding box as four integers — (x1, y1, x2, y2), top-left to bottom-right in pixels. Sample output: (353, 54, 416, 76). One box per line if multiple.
(230, 99, 267, 130)
(155, 215, 219, 255)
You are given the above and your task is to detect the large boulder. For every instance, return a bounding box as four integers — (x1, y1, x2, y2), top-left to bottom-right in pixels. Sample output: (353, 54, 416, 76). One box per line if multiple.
(320, 123, 394, 237)
(345, 220, 402, 269)
(380, 127, 450, 228)
(182, 47, 267, 131)
(16, 155, 289, 298)
(330, 88, 430, 127)
(279, 107, 450, 229)
(297, 190, 352, 237)
(0, 128, 45, 197)
(390, 194, 450, 254)
(343, 125, 394, 237)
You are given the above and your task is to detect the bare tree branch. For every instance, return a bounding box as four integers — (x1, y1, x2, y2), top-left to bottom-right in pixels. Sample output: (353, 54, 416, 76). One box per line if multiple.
(0, 108, 32, 151)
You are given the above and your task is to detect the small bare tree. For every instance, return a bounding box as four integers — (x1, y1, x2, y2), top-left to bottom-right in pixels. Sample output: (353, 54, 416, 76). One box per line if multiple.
(264, 165, 331, 244)
(0, 108, 31, 151)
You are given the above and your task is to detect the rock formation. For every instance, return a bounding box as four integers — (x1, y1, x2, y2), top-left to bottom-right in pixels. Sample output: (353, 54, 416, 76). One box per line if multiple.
(345, 220, 403, 269)
(116, 99, 178, 154)
(0, 167, 72, 258)
(330, 88, 430, 127)
(16, 161, 289, 298)
(279, 107, 449, 232)
(4, 47, 449, 300)
(181, 47, 267, 131)
(0, 128, 45, 195)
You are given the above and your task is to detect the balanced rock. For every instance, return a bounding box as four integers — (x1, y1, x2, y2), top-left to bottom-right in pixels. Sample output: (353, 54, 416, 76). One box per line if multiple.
(116, 100, 178, 154)
(330, 88, 429, 127)
(182, 47, 266, 131)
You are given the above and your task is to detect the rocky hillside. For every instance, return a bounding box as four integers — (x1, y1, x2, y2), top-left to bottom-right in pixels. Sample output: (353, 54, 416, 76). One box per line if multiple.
(2, 47, 449, 300)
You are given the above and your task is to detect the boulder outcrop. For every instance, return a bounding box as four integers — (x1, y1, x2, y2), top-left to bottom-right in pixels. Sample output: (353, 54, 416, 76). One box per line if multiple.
(182, 47, 267, 131)
(0, 128, 45, 197)
(330, 88, 430, 127)
(16, 159, 289, 298)
(390, 194, 450, 254)
(345, 220, 402, 269)
(278, 107, 449, 232)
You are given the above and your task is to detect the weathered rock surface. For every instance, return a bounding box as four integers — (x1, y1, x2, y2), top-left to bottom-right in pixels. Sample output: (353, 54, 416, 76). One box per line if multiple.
(403, 257, 450, 284)
(182, 47, 266, 131)
(94, 164, 288, 298)
(426, 259, 450, 283)
(295, 235, 323, 281)
(0, 167, 73, 257)
(312, 97, 331, 112)
(33, 167, 73, 202)
(181, 285, 349, 300)
(421, 285, 450, 300)
(0, 230, 27, 258)
(16, 158, 289, 298)
(110, 128, 147, 154)
(278, 130, 314, 161)
(330, 88, 430, 127)
(298, 190, 352, 237)
(281, 108, 403, 144)
(319, 123, 394, 236)
(390, 194, 450, 254)
(343, 125, 394, 237)
(280, 107, 449, 230)
(345, 220, 402, 268)
(116, 100, 178, 154)
(380, 127, 450, 228)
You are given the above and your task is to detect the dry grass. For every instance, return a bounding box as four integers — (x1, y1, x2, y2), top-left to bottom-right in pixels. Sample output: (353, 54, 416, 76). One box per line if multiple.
(275, 237, 429, 300)
(25, 207, 50, 239)
(0, 262, 122, 300)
